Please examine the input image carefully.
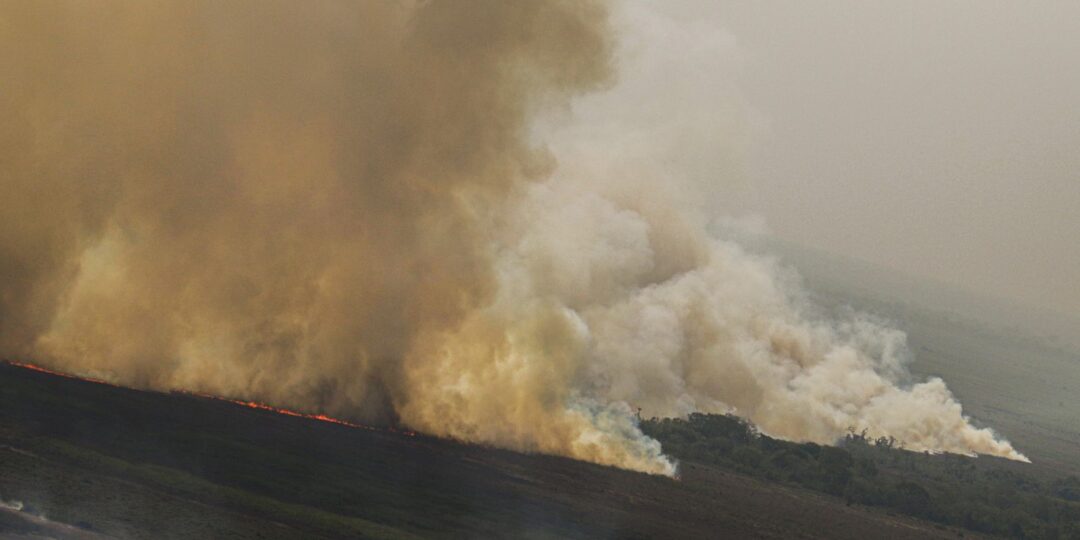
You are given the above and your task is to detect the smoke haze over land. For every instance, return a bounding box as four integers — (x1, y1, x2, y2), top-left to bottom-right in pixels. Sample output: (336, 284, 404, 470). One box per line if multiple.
(0, 1, 1026, 474)
(708, 1, 1080, 324)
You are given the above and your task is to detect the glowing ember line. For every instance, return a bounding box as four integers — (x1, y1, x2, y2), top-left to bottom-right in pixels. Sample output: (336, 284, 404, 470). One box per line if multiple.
(6, 360, 121, 388)
(4, 360, 415, 437)
(180, 395, 417, 436)
(180, 390, 417, 436)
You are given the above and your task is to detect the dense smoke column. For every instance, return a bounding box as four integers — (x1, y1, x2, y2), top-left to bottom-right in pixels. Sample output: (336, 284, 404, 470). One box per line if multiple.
(0, 0, 613, 420)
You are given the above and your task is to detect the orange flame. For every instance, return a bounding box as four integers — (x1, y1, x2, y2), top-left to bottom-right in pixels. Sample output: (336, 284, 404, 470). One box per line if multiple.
(180, 390, 417, 436)
(4, 360, 415, 437)
(7, 360, 121, 387)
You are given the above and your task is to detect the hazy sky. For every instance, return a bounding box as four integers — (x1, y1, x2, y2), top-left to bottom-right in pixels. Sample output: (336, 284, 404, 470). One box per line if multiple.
(618, 2, 1080, 316)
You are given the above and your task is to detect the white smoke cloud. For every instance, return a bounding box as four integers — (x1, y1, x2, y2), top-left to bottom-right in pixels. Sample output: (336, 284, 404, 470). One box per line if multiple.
(397, 2, 1026, 473)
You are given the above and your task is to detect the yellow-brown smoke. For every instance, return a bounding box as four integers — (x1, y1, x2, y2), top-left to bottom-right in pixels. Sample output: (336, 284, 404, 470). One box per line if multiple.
(1, 0, 612, 418)
(1, 1, 1023, 476)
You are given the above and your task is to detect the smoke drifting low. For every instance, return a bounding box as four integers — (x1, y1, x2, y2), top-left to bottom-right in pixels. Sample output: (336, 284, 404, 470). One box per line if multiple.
(1, 1, 1023, 475)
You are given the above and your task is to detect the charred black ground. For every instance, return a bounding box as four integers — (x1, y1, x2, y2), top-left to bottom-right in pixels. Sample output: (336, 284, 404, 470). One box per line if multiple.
(0, 361, 997, 539)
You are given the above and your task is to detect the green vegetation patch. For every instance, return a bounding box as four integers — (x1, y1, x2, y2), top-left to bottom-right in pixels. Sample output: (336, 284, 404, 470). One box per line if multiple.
(643, 413, 1080, 539)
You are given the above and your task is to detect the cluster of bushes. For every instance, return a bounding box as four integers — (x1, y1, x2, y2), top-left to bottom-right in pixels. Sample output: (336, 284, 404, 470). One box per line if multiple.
(641, 413, 1080, 539)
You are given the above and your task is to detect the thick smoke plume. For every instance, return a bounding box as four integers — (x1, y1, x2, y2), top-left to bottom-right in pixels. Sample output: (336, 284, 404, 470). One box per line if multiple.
(1, 1, 1024, 476)
(1, 0, 613, 420)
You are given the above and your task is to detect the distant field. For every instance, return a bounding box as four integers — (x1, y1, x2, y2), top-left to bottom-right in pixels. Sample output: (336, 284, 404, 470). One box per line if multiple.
(766, 238, 1080, 478)
(888, 303, 1080, 477)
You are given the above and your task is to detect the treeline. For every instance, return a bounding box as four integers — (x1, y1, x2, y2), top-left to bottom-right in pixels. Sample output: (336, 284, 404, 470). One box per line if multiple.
(641, 414, 1080, 539)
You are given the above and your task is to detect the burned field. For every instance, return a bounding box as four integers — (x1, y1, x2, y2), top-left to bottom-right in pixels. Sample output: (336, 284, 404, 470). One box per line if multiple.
(0, 361, 982, 539)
